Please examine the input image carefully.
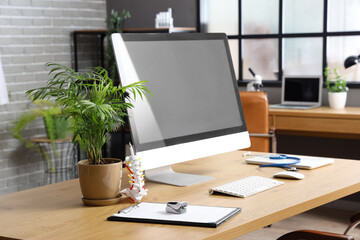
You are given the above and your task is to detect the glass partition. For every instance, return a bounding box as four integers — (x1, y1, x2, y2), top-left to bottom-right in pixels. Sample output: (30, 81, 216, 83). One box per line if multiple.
(242, 39, 278, 80)
(328, 0, 360, 32)
(242, 0, 279, 35)
(283, 0, 323, 33)
(327, 36, 360, 82)
(283, 38, 323, 75)
(200, 0, 360, 83)
(201, 0, 238, 35)
(228, 39, 239, 79)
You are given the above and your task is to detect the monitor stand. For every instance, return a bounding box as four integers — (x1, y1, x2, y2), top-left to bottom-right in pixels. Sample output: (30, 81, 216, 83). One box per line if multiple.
(145, 165, 214, 186)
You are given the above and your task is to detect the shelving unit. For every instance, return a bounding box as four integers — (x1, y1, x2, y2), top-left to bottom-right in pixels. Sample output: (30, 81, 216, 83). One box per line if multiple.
(72, 27, 196, 71)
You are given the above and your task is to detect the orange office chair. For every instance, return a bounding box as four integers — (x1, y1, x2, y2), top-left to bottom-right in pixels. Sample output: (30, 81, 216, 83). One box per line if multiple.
(277, 211, 360, 240)
(239, 91, 276, 153)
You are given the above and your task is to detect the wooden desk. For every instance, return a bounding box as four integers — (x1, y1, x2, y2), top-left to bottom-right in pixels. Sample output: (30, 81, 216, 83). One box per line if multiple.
(1, 151, 360, 240)
(269, 107, 360, 139)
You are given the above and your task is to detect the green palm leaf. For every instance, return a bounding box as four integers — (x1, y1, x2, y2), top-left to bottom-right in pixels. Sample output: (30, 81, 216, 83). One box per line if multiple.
(26, 63, 152, 165)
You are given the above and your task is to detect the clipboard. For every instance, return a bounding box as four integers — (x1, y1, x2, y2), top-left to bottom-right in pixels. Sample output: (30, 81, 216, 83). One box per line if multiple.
(107, 202, 241, 228)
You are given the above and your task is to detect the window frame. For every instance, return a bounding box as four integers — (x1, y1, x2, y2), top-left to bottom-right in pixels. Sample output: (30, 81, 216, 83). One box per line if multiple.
(197, 0, 360, 88)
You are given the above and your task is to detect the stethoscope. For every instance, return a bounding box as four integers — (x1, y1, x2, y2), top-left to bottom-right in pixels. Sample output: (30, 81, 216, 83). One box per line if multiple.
(260, 154, 301, 170)
(243, 153, 301, 171)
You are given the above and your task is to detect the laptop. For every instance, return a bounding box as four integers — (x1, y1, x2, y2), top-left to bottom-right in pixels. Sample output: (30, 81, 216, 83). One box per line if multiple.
(270, 75, 322, 109)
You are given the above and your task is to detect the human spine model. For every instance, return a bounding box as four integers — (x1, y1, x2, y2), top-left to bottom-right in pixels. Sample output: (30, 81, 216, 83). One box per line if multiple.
(121, 143, 148, 202)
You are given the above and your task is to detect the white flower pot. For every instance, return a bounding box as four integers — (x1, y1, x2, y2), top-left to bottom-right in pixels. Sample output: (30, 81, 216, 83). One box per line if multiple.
(328, 92, 347, 109)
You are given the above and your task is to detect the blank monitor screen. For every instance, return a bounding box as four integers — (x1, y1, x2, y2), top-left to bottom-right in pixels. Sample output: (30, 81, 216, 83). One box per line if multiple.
(112, 33, 250, 183)
(284, 77, 320, 102)
(125, 37, 244, 150)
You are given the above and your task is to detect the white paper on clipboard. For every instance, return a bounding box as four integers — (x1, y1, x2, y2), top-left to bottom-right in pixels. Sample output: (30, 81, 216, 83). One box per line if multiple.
(108, 202, 241, 228)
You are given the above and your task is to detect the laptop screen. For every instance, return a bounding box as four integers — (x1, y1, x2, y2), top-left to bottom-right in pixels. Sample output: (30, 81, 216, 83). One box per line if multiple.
(283, 77, 321, 103)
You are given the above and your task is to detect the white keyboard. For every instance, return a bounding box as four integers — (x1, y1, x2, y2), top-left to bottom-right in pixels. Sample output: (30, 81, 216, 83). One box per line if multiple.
(209, 176, 284, 198)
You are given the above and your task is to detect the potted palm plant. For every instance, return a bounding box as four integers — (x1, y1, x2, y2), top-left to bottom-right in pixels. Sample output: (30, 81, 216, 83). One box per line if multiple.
(324, 67, 349, 109)
(26, 63, 151, 205)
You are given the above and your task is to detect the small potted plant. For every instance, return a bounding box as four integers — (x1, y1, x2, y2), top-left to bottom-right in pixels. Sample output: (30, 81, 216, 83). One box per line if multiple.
(324, 67, 349, 109)
(105, 9, 131, 80)
(11, 99, 70, 172)
(26, 63, 151, 205)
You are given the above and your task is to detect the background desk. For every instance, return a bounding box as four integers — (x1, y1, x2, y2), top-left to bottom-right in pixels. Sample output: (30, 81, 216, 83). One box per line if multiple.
(1, 151, 360, 240)
(269, 107, 360, 139)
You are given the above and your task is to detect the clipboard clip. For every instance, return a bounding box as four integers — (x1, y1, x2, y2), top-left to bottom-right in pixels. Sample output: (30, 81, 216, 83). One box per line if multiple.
(166, 201, 188, 214)
(118, 204, 139, 214)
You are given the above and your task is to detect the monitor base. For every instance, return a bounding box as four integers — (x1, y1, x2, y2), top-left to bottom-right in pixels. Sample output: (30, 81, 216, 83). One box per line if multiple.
(145, 165, 214, 186)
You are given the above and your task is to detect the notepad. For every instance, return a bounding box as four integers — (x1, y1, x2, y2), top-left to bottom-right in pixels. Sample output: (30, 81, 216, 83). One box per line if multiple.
(107, 202, 241, 228)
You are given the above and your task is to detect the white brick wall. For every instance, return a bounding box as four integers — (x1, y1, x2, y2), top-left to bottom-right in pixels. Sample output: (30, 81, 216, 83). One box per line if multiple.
(0, 0, 107, 195)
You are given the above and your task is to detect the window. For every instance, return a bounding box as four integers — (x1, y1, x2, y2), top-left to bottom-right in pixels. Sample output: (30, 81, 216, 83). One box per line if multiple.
(199, 0, 360, 84)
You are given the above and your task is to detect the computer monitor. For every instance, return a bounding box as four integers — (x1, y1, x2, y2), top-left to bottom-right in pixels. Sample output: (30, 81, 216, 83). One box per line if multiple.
(112, 33, 250, 186)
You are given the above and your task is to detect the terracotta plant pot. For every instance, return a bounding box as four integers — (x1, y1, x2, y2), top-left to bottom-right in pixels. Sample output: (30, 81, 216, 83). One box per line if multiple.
(78, 158, 122, 206)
